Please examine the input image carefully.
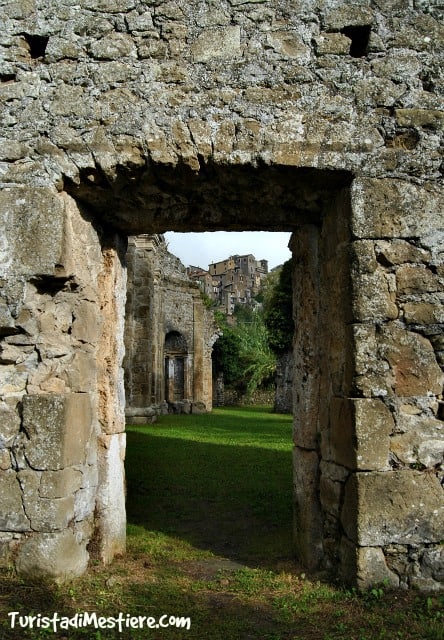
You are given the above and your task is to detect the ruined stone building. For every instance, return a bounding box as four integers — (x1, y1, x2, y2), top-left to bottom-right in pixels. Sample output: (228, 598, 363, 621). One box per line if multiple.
(124, 235, 218, 422)
(0, 0, 443, 590)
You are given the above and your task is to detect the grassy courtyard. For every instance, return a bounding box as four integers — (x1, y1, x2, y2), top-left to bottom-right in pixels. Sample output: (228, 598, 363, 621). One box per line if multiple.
(0, 406, 442, 639)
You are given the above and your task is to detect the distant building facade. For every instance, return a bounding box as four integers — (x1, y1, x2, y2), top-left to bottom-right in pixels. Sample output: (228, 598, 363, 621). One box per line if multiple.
(124, 236, 219, 422)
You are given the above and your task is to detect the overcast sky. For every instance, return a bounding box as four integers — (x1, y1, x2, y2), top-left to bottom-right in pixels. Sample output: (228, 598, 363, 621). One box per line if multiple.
(164, 231, 292, 270)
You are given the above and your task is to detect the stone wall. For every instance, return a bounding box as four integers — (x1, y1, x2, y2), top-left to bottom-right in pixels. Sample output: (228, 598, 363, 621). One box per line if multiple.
(0, 191, 127, 579)
(124, 234, 218, 420)
(0, 0, 443, 588)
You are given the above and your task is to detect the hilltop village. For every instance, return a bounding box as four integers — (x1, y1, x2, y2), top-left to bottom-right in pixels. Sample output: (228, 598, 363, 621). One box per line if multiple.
(187, 254, 269, 315)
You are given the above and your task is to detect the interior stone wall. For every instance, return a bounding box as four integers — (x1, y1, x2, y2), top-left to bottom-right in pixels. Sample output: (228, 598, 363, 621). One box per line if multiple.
(0, 0, 443, 588)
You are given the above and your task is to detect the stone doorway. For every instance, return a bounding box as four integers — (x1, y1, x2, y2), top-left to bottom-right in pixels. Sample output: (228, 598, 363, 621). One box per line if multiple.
(62, 161, 355, 579)
(3, 160, 443, 590)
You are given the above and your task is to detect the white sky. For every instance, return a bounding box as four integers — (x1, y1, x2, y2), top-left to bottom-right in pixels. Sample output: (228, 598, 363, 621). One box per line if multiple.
(164, 231, 292, 270)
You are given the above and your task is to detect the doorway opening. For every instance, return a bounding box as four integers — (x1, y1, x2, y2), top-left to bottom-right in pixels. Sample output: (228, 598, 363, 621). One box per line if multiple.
(65, 161, 354, 573)
(164, 331, 188, 403)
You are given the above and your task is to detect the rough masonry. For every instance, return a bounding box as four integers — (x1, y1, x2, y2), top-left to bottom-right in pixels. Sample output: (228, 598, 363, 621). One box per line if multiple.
(0, 0, 443, 589)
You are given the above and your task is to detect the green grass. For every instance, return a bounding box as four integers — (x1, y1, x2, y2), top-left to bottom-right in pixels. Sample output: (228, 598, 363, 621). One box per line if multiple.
(126, 406, 293, 565)
(0, 406, 442, 640)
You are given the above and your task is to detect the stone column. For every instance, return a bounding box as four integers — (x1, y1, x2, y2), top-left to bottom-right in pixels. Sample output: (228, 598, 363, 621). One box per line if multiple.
(95, 234, 127, 564)
(291, 225, 324, 570)
(291, 186, 356, 577)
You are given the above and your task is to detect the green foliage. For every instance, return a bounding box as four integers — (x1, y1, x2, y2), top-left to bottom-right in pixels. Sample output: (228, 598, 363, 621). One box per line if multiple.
(212, 324, 244, 387)
(213, 262, 295, 397)
(213, 309, 276, 396)
(199, 289, 215, 308)
(235, 312, 276, 395)
(263, 259, 294, 354)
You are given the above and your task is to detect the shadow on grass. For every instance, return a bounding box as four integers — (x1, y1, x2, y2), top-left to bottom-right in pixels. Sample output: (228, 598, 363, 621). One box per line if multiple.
(125, 429, 294, 568)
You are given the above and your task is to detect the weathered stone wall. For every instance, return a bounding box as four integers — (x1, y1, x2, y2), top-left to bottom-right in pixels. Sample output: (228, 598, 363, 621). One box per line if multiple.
(0, 0, 443, 588)
(0, 190, 127, 579)
(124, 235, 217, 419)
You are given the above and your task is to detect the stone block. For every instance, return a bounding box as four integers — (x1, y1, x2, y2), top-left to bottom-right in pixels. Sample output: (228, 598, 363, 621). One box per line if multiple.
(88, 33, 137, 60)
(397, 265, 441, 296)
(39, 468, 83, 499)
(0, 398, 21, 447)
(404, 301, 444, 325)
(340, 537, 400, 590)
(0, 470, 30, 531)
(293, 447, 323, 569)
(266, 32, 310, 61)
(0, 534, 15, 567)
(390, 414, 444, 468)
(328, 398, 394, 471)
(72, 301, 102, 344)
(191, 401, 207, 414)
(320, 460, 349, 483)
(19, 469, 75, 532)
(352, 269, 398, 322)
(63, 350, 97, 393)
(74, 487, 96, 522)
(395, 109, 444, 130)
(0, 450, 11, 470)
(315, 33, 351, 55)
(351, 179, 444, 239)
(191, 26, 241, 62)
(126, 10, 155, 32)
(0, 187, 65, 277)
(378, 326, 443, 397)
(15, 530, 89, 582)
(21, 394, 93, 471)
(187, 118, 212, 157)
(81, 0, 135, 10)
(320, 475, 342, 517)
(375, 240, 431, 266)
(0, 366, 28, 394)
(420, 546, 444, 583)
(323, 6, 374, 30)
(353, 324, 386, 397)
(371, 52, 422, 83)
(0, 300, 16, 334)
(45, 36, 85, 63)
(341, 471, 444, 546)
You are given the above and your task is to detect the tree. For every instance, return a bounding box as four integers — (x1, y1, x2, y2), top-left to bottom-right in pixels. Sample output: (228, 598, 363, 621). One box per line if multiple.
(263, 259, 294, 354)
(213, 308, 276, 397)
(236, 311, 276, 395)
